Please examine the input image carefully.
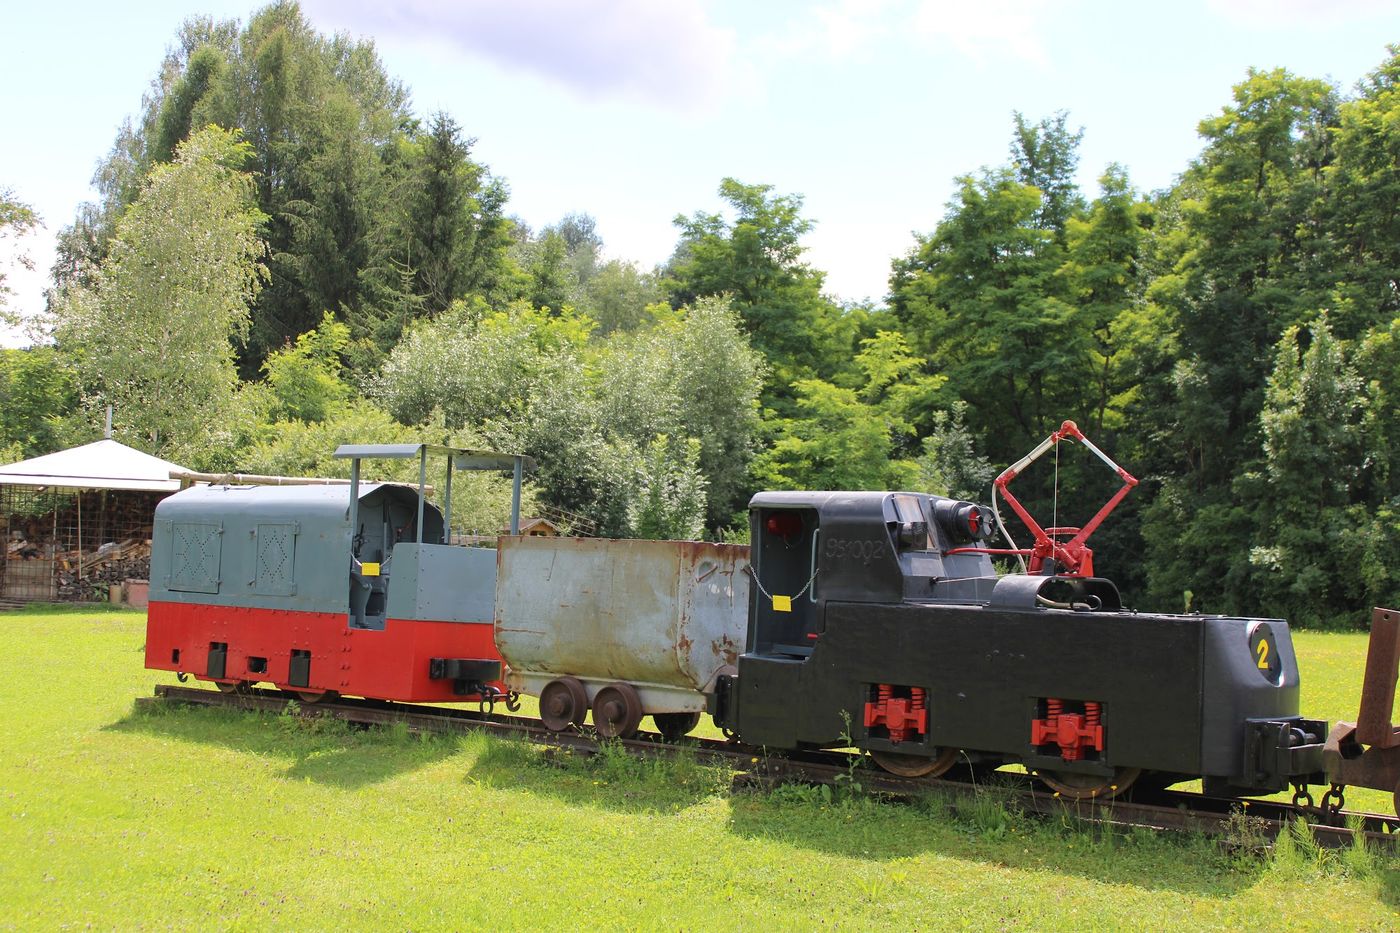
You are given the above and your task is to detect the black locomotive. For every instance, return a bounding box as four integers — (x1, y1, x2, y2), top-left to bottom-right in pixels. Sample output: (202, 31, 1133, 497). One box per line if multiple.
(711, 490, 1328, 800)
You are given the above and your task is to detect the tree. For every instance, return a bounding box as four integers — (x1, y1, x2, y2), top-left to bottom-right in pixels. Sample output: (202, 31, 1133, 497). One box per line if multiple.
(890, 166, 1083, 454)
(56, 4, 417, 373)
(386, 111, 512, 325)
(0, 348, 79, 457)
(516, 227, 576, 313)
(596, 296, 764, 525)
(1325, 46, 1400, 338)
(150, 44, 228, 164)
(552, 212, 602, 286)
(1249, 319, 1361, 626)
(375, 299, 592, 431)
(918, 403, 993, 501)
(582, 259, 662, 333)
(853, 329, 948, 447)
(754, 378, 916, 492)
(1010, 110, 1086, 236)
(0, 188, 39, 325)
(262, 310, 351, 421)
(1132, 68, 1338, 612)
(51, 16, 240, 303)
(628, 435, 707, 540)
(1060, 165, 1148, 433)
(667, 178, 848, 403)
(51, 127, 266, 464)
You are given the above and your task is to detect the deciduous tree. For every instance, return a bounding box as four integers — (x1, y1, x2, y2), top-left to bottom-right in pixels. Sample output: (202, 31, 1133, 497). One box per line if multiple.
(51, 127, 266, 465)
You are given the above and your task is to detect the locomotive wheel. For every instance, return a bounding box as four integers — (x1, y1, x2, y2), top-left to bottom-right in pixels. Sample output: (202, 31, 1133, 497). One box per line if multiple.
(653, 711, 702, 742)
(592, 683, 644, 739)
(1037, 766, 1141, 800)
(539, 677, 589, 732)
(215, 680, 254, 694)
(870, 747, 960, 778)
(292, 689, 338, 704)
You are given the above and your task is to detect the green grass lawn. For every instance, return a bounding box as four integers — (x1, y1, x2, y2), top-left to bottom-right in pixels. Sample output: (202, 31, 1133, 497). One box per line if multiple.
(1, 607, 1395, 930)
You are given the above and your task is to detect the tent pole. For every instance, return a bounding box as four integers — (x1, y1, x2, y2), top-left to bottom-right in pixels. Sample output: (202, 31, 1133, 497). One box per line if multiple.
(51, 495, 57, 598)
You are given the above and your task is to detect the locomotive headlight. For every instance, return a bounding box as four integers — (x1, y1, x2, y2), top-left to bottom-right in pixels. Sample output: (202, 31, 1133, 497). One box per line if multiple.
(934, 500, 995, 544)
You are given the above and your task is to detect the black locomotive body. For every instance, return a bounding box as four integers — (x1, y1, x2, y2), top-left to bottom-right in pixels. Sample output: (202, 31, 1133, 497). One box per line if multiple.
(712, 491, 1328, 798)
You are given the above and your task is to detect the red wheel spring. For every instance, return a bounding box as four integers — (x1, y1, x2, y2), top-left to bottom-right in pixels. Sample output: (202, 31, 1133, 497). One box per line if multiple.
(1085, 701, 1101, 728)
(1046, 697, 1063, 719)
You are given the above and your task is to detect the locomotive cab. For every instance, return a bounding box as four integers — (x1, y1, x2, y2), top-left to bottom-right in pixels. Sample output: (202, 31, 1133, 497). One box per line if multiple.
(345, 483, 445, 630)
(714, 491, 1000, 742)
(744, 491, 999, 656)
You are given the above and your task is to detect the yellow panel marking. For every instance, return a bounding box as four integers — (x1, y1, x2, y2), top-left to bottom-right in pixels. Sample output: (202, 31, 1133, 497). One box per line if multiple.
(772, 595, 792, 612)
(361, 562, 380, 577)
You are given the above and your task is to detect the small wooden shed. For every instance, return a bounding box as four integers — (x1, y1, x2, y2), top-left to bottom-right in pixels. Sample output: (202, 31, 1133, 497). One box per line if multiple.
(515, 517, 561, 537)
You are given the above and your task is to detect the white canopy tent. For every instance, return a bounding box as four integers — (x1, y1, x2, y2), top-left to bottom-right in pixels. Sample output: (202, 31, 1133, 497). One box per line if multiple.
(0, 439, 188, 493)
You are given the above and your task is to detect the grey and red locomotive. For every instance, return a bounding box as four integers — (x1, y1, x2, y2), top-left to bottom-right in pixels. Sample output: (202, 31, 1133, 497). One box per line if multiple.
(144, 433, 1400, 811)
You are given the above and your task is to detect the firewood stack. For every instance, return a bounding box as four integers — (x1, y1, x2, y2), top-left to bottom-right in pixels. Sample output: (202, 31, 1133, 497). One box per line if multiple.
(1, 489, 167, 600)
(55, 538, 153, 599)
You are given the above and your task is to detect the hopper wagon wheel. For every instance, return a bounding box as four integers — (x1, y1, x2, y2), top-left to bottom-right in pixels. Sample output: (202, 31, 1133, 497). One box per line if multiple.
(592, 683, 644, 739)
(653, 711, 702, 743)
(215, 680, 255, 695)
(540, 677, 589, 732)
(1037, 766, 1141, 800)
(870, 747, 960, 778)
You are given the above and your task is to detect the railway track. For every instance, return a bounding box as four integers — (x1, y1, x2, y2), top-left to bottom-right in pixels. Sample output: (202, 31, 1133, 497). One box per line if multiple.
(143, 684, 1399, 851)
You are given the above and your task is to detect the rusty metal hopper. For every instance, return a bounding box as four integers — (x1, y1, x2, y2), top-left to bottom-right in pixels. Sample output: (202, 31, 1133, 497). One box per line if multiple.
(495, 537, 750, 714)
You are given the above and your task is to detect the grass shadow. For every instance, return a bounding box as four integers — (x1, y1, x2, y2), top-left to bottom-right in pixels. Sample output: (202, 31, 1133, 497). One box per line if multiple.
(462, 734, 730, 816)
(106, 696, 462, 790)
(722, 775, 1263, 897)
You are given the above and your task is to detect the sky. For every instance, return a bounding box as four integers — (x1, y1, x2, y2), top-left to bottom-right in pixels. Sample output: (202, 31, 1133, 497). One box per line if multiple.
(3, 0, 1399, 344)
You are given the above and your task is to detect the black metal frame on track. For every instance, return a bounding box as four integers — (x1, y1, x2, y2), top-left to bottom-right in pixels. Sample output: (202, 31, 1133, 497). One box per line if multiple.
(145, 684, 1398, 850)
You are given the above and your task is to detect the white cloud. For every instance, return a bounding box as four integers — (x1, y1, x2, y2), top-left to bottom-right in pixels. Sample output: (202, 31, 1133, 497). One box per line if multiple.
(304, 0, 738, 111)
(910, 0, 1053, 68)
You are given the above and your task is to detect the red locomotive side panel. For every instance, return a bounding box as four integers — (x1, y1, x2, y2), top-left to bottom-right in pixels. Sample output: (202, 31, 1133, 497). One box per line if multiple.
(146, 600, 503, 703)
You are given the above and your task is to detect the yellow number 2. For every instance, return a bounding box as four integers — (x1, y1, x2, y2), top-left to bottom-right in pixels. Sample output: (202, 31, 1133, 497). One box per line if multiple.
(1256, 638, 1270, 670)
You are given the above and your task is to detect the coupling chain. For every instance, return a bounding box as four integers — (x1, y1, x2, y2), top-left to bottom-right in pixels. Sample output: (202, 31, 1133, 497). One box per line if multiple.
(745, 564, 819, 604)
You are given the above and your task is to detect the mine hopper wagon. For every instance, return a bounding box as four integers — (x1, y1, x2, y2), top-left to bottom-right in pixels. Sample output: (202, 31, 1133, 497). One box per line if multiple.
(146, 444, 531, 706)
(494, 536, 750, 742)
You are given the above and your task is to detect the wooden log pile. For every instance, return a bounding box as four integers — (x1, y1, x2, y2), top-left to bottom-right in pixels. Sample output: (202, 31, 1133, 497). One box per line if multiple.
(55, 538, 152, 599)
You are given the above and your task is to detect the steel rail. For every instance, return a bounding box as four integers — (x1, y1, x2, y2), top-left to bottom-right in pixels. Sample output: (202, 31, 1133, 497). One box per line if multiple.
(144, 684, 1397, 850)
